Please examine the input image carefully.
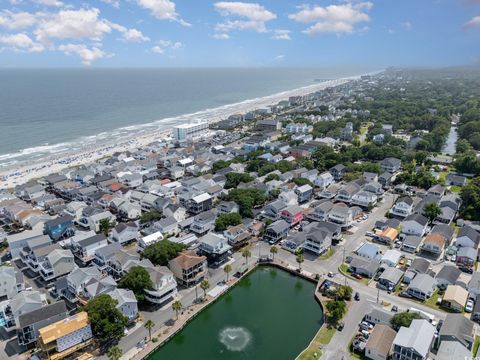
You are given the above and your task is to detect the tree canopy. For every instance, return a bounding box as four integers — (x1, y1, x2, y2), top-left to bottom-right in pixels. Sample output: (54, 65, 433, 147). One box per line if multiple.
(118, 266, 153, 302)
(84, 294, 128, 345)
(225, 172, 255, 189)
(460, 177, 480, 221)
(390, 311, 422, 331)
(225, 188, 268, 218)
(215, 212, 243, 231)
(142, 239, 186, 266)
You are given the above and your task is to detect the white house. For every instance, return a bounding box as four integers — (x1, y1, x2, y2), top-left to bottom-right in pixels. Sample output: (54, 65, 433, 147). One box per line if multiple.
(401, 214, 428, 237)
(315, 172, 334, 189)
(138, 231, 163, 250)
(390, 197, 414, 218)
(110, 222, 138, 245)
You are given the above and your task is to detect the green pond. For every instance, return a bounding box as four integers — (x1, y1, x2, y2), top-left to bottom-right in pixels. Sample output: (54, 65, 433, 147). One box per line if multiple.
(148, 267, 324, 360)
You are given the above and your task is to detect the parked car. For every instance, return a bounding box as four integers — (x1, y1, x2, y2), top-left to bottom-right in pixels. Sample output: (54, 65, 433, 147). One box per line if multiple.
(353, 273, 363, 280)
(459, 266, 473, 274)
(328, 272, 334, 278)
(466, 299, 474, 313)
(354, 292, 360, 301)
(337, 322, 344, 331)
(391, 305, 398, 312)
(451, 254, 457, 262)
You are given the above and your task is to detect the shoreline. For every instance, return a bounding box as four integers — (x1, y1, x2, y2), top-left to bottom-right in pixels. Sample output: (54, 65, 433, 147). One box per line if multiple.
(0, 72, 375, 189)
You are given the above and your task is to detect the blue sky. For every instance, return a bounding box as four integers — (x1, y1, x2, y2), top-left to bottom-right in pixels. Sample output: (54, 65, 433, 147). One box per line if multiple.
(0, 0, 479, 67)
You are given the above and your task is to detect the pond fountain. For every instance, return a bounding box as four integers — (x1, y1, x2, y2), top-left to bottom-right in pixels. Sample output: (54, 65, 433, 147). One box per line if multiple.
(219, 327, 252, 351)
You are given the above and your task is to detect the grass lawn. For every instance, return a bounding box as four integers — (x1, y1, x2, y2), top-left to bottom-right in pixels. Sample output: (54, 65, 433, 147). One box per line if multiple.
(449, 185, 462, 193)
(424, 290, 441, 309)
(297, 326, 336, 360)
(319, 249, 334, 260)
(338, 263, 369, 285)
(473, 336, 480, 357)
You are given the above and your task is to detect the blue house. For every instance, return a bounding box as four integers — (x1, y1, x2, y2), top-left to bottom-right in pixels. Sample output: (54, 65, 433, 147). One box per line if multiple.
(44, 215, 74, 240)
(295, 184, 313, 203)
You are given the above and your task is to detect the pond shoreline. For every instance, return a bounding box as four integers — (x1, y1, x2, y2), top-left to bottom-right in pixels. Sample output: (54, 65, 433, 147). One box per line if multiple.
(127, 261, 323, 360)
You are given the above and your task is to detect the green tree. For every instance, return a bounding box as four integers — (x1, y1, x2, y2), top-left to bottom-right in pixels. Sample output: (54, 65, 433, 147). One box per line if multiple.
(84, 294, 128, 345)
(460, 177, 480, 220)
(214, 213, 243, 231)
(144, 319, 155, 341)
(325, 300, 347, 327)
(99, 218, 115, 237)
(296, 254, 304, 271)
(172, 300, 182, 320)
(142, 240, 186, 266)
(270, 245, 278, 261)
(337, 285, 353, 301)
(242, 247, 252, 265)
(225, 188, 268, 218)
(390, 312, 422, 331)
(212, 160, 232, 173)
(224, 264, 232, 282)
(118, 266, 153, 302)
(423, 202, 442, 223)
(225, 172, 254, 189)
(264, 173, 280, 182)
(200, 279, 210, 300)
(108, 345, 123, 360)
(140, 211, 163, 224)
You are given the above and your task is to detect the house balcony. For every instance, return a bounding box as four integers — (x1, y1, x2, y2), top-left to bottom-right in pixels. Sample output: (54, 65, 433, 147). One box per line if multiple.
(145, 282, 177, 304)
(389, 208, 411, 218)
(39, 262, 55, 282)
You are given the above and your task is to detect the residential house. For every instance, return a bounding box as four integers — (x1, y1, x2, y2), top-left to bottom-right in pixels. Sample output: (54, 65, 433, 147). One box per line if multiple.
(118, 202, 142, 220)
(380, 157, 401, 173)
(38, 312, 93, 358)
(144, 266, 178, 304)
(80, 210, 115, 232)
(16, 301, 68, 347)
(378, 172, 394, 188)
(197, 233, 231, 266)
(455, 226, 480, 249)
(456, 247, 477, 267)
(364, 306, 394, 326)
(7, 230, 50, 260)
(390, 197, 414, 218)
(307, 200, 334, 222)
(336, 181, 361, 203)
(442, 285, 468, 312)
(402, 235, 422, 253)
(263, 200, 287, 220)
(355, 242, 381, 261)
(365, 324, 396, 360)
(438, 314, 474, 350)
(315, 172, 334, 189)
(435, 265, 461, 290)
(154, 216, 179, 236)
(38, 249, 76, 282)
(138, 231, 163, 250)
(319, 184, 339, 199)
(72, 234, 108, 263)
(351, 190, 378, 208)
(435, 341, 471, 360)
(169, 250, 207, 287)
(295, 184, 313, 203)
(303, 223, 333, 256)
(110, 222, 138, 245)
(43, 215, 74, 241)
(349, 256, 379, 278)
(407, 273, 436, 301)
(328, 203, 361, 228)
(280, 205, 304, 226)
(263, 219, 290, 244)
(329, 164, 346, 181)
(392, 319, 435, 360)
(0, 266, 24, 300)
(217, 201, 239, 215)
(374, 227, 399, 246)
(381, 249, 403, 267)
(187, 193, 213, 214)
(468, 271, 480, 296)
(445, 173, 467, 187)
(378, 267, 404, 291)
(363, 172, 378, 183)
(107, 288, 138, 323)
(224, 224, 250, 250)
(0, 290, 46, 331)
(93, 242, 122, 272)
(422, 233, 446, 255)
(190, 210, 217, 235)
(401, 214, 428, 237)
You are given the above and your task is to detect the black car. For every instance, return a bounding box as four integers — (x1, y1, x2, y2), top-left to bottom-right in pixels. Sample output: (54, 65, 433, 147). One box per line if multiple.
(459, 266, 474, 274)
(354, 292, 360, 301)
(391, 305, 398, 312)
(337, 322, 345, 331)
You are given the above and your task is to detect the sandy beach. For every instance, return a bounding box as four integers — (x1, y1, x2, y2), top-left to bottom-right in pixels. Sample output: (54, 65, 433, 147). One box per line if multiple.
(0, 76, 358, 189)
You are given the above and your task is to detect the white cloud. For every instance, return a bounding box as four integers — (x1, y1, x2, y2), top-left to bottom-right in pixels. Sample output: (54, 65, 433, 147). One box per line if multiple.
(274, 54, 285, 61)
(32, 0, 63, 7)
(214, 2, 276, 33)
(401, 21, 412, 30)
(213, 33, 230, 40)
(101, 0, 120, 8)
(464, 16, 480, 29)
(109, 23, 150, 42)
(151, 39, 183, 54)
(272, 29, 291, 40)
(58, 43, 109, 65)
(0, 10, 39, 30)
(0, 32, 44, 52)
(289, 1, 372, 35)
(34, 8, 112, 43)
(135, 0, 190, 26)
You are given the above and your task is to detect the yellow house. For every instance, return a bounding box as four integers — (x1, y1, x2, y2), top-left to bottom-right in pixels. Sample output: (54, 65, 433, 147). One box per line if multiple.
(442, 285, 468, 312)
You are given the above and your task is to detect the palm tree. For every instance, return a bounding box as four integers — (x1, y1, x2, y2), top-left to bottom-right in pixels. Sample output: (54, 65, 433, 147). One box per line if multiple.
(172, 300, 182, 320)
(108, 346, 123, 360)
(200, 279, 210, 300)
(242, 248, 252, 265)
(144, 319, 155, 341)
(224, 264, 232, 282)
(296, 254, 304, 271)
(270, 245, 278, 261)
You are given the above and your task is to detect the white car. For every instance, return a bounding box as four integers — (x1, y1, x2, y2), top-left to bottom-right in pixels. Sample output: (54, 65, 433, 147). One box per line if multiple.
(465, 299, 474, 313)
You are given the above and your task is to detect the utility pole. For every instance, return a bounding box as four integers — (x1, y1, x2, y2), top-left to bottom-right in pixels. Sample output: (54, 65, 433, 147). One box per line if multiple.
(377, 288, 380, 304)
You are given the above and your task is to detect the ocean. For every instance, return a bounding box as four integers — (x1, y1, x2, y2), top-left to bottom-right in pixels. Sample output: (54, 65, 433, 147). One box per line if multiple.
(0, 67, 371, 168)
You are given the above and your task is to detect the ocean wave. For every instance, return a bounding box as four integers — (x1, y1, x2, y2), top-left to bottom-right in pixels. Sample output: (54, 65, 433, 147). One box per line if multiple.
(0, 74, 368, 168)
